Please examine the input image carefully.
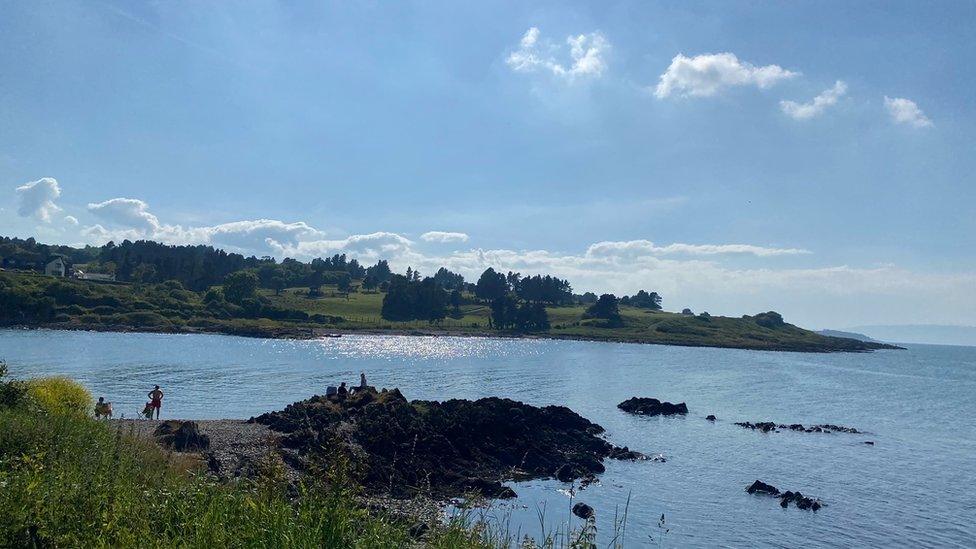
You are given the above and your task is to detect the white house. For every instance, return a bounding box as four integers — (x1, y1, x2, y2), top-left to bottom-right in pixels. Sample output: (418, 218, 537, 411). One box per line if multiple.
(44, 257, 66, 277)
(75, 271, 116, 282)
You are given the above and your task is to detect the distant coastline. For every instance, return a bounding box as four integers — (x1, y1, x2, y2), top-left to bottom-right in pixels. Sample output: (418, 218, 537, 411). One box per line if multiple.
(1, 321, 904, 353)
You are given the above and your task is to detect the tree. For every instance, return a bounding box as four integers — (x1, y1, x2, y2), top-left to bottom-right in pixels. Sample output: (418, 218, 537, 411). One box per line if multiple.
(625, 290, 663, 310)
(753, 311, 785, 328)
(271, 275, 287, 296)
(449, 289, 462, 316)
(475, 268, 507, 301)
(222, 271, 259, 304)
(583, 294, 622, 326)
(362, 274, 379, 291)
(578, 292, 598, 305)
(381, 276, 448, 323)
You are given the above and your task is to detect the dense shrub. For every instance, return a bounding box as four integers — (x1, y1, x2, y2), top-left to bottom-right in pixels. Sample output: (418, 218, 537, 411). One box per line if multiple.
(25, 376, 92, 416)
(118, 311, 170, 326)
(0, 360, 27, 409)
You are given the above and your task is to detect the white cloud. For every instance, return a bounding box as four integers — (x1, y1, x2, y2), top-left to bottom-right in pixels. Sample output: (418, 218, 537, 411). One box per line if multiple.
(15, 177, 62, 221)
(87, 197, 161, 232)
(506, 27, 609, 80)
(585, 239, 810, 258)
(64, 215, 79, 225)
(884, 96, 933, 128)
(420, 231, 470, 243)
(654, 52, 798, 99)
(780, 80, 847, 120)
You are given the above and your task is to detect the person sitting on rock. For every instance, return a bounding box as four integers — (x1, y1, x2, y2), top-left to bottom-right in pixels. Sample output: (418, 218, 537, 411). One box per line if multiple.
(337, 382, 348, 399)
(94, 397, 113, 419)
(359, 372, 368, 389)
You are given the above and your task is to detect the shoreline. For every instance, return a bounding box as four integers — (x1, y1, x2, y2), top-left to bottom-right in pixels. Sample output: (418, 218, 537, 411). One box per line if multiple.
(1, 322, 904, 353)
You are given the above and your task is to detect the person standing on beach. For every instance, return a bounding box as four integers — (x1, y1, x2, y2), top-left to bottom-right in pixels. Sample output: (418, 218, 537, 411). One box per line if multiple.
(147, 385, 164, 419)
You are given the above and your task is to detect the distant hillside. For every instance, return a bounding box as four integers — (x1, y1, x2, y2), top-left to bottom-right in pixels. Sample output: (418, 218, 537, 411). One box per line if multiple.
(848, 325, 976, 347)
(0, 270, 901, 353)
(817, 329, 882, 343)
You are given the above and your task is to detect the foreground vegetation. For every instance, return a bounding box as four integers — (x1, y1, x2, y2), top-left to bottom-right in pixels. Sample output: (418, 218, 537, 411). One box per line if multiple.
(0, 365, 498, 548)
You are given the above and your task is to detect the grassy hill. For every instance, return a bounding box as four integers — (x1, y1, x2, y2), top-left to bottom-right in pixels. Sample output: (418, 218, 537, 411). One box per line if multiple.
(0, 270, 898, 352)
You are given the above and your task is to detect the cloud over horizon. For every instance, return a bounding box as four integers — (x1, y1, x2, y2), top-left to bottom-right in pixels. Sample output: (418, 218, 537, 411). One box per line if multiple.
(654, 52, 798, 98)
(421, 231, 470, 243)
(15, 177, 62, 222)
(884, 96, 933, 128)
(780, 80, 848, 120)
(506, 27, 609, 80)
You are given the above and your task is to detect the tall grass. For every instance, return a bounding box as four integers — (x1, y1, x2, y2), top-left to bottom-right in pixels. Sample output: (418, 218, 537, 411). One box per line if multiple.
(0, 406, 498, 548)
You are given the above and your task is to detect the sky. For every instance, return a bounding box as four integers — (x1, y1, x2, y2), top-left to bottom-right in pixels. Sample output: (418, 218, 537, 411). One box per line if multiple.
(1, 0, 974, 330)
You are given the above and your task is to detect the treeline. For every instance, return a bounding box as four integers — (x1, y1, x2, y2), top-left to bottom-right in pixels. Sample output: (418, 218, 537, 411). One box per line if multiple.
(3, 235, 669, 335)
(0, 236, 99, 269)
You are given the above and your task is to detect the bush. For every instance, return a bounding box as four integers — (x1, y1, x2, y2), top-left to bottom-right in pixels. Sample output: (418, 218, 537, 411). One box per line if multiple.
(25, 376, 92, 416)
(0, 360, 27, 409)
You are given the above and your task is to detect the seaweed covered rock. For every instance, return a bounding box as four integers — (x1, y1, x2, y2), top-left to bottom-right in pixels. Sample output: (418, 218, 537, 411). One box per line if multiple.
(153, 420, 210, 452)
(252, 388, 644, 499)
(572, 502, 595, 520)
(735, 421, 861, 434)
(746, 480, 823, 511)
(617, 397, 688, 416)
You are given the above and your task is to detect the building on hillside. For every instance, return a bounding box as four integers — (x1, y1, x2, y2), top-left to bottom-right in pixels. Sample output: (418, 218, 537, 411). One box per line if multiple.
(44, 257, 67, 277)
(75, 271, 116, 282)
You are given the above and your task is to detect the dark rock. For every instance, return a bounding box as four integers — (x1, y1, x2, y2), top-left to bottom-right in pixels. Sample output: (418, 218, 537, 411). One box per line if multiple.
(253, 387, 631, 499)
(572, 502, 595, 520)
(747, 480, 823, 511)
(735, 421, 778, 433)
(618, 397, 688, 416)
(780, 490, 822, 511)
(153, 420, 210, 452)
(864, 441, 875, 445)
(607, 446, 647, 460)
(736, 421, 861, 435)
(705, 415, 716, 421)
(746, 479, 780, 496)
(408, 522, 430, 539)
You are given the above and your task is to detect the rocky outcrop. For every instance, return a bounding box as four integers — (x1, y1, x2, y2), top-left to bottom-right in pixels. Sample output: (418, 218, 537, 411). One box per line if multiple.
(746, 480, 823, 511)
(252, 388, 645, 499)
(572, 502, 595, 520)
(735, 422, 861, 434)
(705, 415, 717, 421)
(153, 420, 210, 451)
(617, 397, 688, 416)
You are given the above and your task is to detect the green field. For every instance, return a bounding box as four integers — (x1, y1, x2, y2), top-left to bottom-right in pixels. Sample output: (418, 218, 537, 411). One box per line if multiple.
(1, 270, 896, 352)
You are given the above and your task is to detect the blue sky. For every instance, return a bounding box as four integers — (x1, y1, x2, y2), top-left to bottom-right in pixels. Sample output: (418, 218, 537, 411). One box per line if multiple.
(2, 1, 974, 328)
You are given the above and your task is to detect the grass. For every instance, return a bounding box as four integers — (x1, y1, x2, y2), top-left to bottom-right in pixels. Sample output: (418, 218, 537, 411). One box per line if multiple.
(1, 270, 884, 352)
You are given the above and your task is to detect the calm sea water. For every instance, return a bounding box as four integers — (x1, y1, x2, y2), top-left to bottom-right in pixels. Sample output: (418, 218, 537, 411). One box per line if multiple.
(2, 329, 974, 548)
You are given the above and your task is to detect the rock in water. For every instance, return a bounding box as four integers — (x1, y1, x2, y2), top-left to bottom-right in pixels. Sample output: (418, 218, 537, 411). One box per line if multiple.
(746, 480, 823, 511)
(746, 479, 780, 496)
(735, 421, 861, 434)
(252, 388, 644, 499)
(705, 415, 717, 421)
(153, 420, 210, 452)
(617, 397, 688, 416)
(572, 502, 595, 520)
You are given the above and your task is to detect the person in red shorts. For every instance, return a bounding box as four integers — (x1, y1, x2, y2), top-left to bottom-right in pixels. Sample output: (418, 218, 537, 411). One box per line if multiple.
(147, 385, 164, 419)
